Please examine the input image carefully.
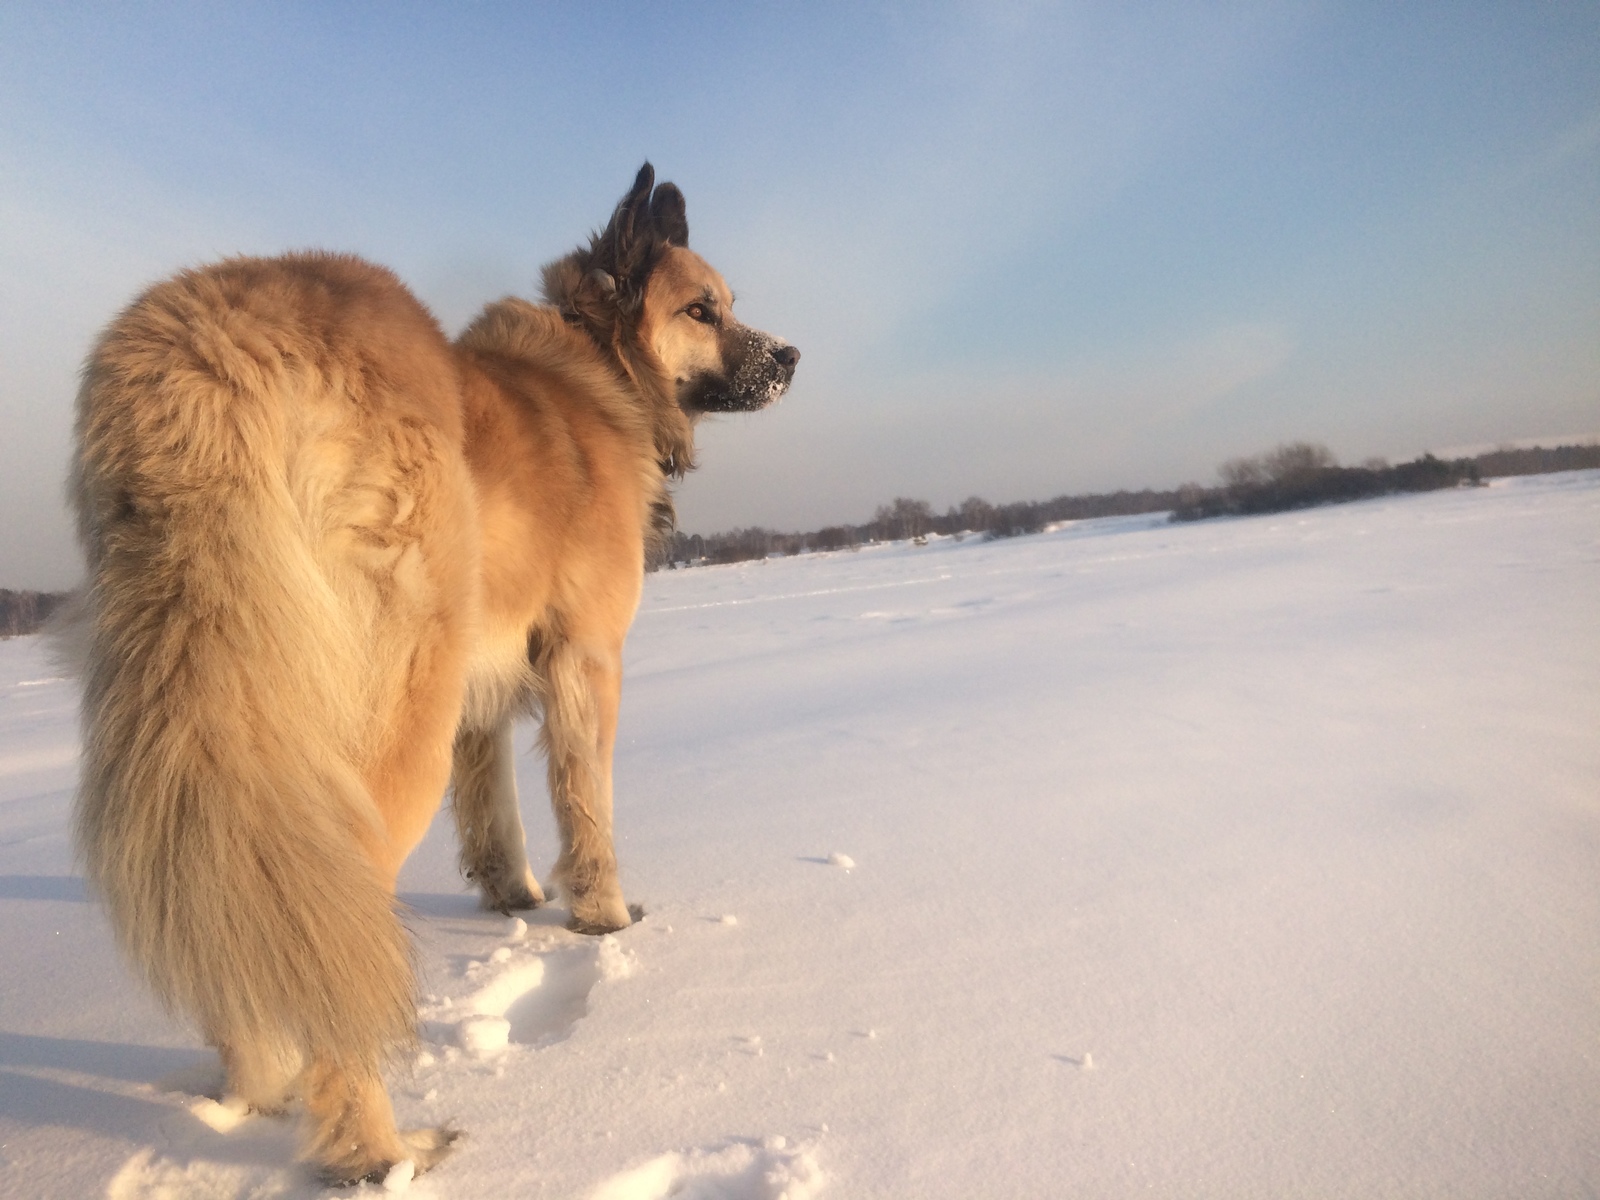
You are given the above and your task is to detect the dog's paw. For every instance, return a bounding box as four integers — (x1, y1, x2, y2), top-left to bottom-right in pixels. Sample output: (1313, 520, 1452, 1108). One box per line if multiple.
(484, 883, 544, 915)
(406, 1124, 462, 1172)
(566, 906, 636, 936)
(474, 866, 547, 915)
(567, 915, 624, 935)
(564, 882, 634, 935)
(320, 1126, 461, 1188)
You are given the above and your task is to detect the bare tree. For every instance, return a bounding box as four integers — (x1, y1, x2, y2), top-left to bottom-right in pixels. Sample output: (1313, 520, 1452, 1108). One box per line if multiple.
(1223, 441, 1336, 491)
(873, 497, 935, 541)
(954, 496, 995, 534)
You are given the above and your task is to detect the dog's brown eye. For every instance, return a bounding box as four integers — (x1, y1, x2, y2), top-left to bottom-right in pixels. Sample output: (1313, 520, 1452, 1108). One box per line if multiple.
(685, 303, 713, 324)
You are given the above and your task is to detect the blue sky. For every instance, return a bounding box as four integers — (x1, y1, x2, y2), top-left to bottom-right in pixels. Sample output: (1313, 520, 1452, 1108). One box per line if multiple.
(2, 2, 1596, 587)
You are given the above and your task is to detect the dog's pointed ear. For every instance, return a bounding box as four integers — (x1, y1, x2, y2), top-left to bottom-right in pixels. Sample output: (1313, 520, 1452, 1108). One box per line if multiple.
(594, 162, 658, 279)
(627, 162, 656, 210)
(616, 163, 655, 256)
(650, 182, 689, 247)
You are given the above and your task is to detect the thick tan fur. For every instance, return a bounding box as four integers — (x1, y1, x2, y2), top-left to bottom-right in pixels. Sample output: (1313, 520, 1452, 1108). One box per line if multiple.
(68, 165, 795, 1182)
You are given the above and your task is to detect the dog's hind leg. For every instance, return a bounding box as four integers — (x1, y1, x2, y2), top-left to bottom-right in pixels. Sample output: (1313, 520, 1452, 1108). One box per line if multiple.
(215, 1030, 302, 1115)
(301, 1058, 459, 1186)
(452, 719, 546, 912)
(537, 638, 631, 934)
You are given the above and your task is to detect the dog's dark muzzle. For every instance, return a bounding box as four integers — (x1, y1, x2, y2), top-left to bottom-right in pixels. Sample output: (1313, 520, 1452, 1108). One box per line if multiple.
(685, 331, 799, 413)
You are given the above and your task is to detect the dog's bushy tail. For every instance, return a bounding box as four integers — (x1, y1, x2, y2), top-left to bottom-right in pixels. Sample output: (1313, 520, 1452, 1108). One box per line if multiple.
(70, 280, 415, 1073)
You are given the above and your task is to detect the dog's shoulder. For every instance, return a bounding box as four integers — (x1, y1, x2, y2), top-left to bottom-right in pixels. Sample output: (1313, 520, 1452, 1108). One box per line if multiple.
(455, 297, 572, 367)
(455, 299, 650, 442)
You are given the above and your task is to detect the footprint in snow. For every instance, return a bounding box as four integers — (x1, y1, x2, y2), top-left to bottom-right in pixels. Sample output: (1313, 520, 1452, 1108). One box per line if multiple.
(589, 1136, 824, 1200)
(421, 927, 634, 1057)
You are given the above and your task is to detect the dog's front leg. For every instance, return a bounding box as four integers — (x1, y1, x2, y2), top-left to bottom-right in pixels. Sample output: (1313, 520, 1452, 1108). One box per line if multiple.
(539, 640, 631, 934)
(451, 719, 546, 912)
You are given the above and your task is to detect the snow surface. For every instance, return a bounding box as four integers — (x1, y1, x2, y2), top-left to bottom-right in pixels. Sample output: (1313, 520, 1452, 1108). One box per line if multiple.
(1, 472, 1597, 1198)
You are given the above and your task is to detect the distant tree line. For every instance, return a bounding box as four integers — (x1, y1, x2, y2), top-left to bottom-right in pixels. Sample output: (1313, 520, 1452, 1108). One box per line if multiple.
(3, 443, 1597, 629)
(1169, 440, 1600, 522)
(649, 486, 1186, 569)
(651, 440, 1600, 570)
(0, 590, 66, 639)
(1469, 443, 1600, 477)
(1171, 442, 1469, 520)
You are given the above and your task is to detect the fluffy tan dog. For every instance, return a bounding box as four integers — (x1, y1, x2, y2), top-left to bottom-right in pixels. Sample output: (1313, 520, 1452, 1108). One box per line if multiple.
(68, 164, 796, 1183)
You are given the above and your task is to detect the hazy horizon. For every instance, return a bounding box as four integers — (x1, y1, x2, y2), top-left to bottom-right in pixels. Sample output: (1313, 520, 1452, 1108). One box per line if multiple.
(3, 3, 1597, 589)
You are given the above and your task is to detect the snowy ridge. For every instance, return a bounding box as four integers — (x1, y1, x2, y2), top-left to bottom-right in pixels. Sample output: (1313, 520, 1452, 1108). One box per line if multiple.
(590, 1136, 824, 1200)
(1, 471, 1597, 1197)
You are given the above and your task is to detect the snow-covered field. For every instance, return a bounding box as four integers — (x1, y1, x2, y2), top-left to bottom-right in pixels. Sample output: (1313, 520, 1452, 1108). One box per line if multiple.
(1, 471, 1597, 1199)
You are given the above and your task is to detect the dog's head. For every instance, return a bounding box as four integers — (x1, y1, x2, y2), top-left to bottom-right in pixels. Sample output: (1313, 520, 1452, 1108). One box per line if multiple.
(543, 163, 799, 417)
